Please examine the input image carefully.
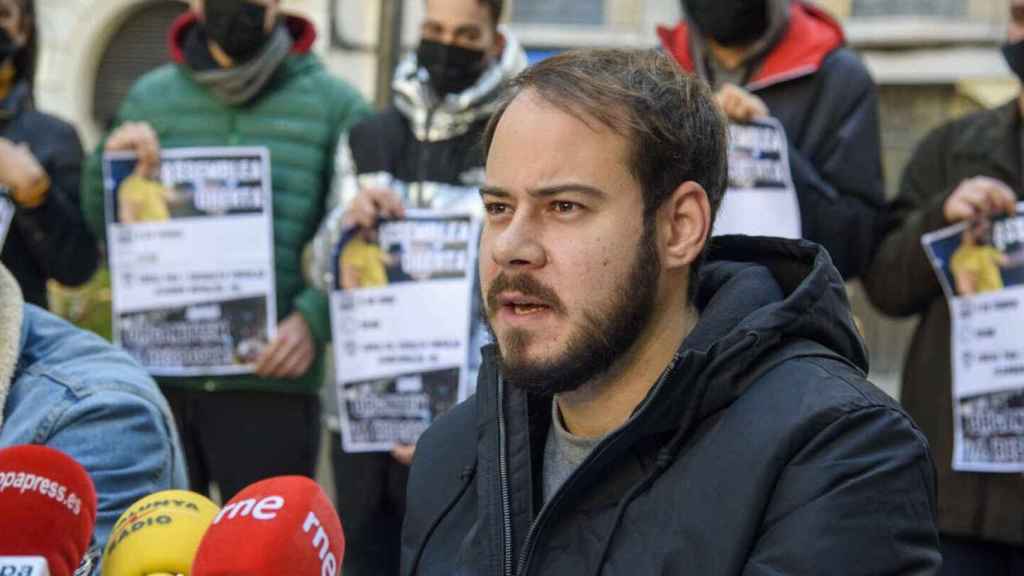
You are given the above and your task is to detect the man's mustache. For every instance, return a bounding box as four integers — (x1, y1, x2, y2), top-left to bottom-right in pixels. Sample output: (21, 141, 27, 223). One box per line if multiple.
(485, 273, 566, 315)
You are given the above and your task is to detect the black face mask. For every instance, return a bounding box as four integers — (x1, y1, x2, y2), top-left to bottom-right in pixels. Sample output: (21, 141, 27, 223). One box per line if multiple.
(0, 28, 19, 62)
(417, 39, 487, 97)
(1003, 40, 1024, 84)
(683, 0, 769, 47)
(203, 0, 269, 63)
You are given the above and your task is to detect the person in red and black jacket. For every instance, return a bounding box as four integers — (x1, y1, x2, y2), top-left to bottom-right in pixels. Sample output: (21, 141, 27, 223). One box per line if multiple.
(659, 0, 883, 280)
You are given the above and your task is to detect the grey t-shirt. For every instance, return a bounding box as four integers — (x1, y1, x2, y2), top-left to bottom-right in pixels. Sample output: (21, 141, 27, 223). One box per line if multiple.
(542, 399, 607, 503)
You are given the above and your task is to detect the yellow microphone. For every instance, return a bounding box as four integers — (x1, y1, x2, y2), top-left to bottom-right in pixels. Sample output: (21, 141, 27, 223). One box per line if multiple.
(101, 490, 219, 576)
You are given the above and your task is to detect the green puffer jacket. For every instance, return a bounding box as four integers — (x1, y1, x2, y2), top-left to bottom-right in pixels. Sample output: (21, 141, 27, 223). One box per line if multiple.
(81, 13, 371, 395)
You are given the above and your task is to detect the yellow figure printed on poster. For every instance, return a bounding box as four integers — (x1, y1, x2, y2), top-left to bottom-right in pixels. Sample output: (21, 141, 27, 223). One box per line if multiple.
(950, 220, 1009, 296)
(117, 174, 171, 223)
(115, 152, 185, 224)
(340, 227, 393, 289)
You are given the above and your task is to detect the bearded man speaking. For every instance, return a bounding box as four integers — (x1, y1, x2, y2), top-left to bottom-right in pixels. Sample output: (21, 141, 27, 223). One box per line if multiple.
(400, 49, 940, 575)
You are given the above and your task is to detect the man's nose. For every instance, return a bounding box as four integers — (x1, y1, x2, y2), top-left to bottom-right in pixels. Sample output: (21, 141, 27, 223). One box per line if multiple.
(489, 212, 546, 271)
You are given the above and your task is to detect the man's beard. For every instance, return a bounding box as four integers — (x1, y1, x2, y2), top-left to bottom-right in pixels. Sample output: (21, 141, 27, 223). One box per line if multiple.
(483, 222, 661, 396)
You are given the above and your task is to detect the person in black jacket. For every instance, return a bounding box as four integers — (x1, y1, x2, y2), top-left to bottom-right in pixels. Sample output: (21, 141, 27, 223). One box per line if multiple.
(862, 1, 1024, 571)
(659, 0, 883, 280)
(309, 1, 526, 574)
(401, 48, 940, 575)
(0, 0, 97, 307)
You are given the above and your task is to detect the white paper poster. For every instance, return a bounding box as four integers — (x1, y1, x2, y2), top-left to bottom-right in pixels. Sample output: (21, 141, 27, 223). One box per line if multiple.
(714, 117, 801, 239)
(103, 147, 277, 376)
(922, 203, 1024, 472)
(330, 211, 478, 452)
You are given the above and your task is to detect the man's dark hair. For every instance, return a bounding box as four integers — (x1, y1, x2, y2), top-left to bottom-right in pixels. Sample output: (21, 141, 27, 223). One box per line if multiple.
(479, 0, 503, 27)
(13, 0, 36, 86)
(482, 48, 728, 301)
(427, 0, 503, 27)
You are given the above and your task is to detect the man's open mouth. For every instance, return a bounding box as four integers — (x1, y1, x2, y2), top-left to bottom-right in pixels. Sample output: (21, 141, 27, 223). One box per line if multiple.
(510, 303, 548, 315)
(497, 293, 554, 317)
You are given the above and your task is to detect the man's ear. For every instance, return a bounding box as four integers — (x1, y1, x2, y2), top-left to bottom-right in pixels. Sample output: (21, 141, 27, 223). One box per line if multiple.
(657, 181, 711, 271)
(490, 29, 506, 60)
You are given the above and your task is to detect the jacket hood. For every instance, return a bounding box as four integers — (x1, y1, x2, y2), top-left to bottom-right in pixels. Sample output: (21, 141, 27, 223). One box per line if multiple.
(680, 236, 865, 414)
(392, 28, 528, 141)
(168, 11, 316, 64)
(613, 235, 867, 440)
(658, 1, 844, 90)
(0, 264, 24, 430)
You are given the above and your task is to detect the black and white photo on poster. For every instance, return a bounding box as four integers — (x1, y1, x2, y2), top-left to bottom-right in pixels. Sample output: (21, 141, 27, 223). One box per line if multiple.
(713, 117, 801, 239)
(958, 388, 1024, 468)
(103, 147, 276, 376)
(339, 368, 461, 447)
(922, 203, 1024, 471)
(329, 211, 478, 452)
(117, 296, 269, 370)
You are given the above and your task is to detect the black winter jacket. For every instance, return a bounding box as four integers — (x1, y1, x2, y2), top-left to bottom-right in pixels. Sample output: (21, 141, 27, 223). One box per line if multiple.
(0, 82, 97, 306)
(402, 236, 940, 575)
(659, 1, 884, 280)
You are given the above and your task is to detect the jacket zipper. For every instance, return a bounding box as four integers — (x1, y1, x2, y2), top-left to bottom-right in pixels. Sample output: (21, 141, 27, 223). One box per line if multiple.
(497, 375, 513, 576)
(511, 353, 684, 576)
(415, 106, 437, 207)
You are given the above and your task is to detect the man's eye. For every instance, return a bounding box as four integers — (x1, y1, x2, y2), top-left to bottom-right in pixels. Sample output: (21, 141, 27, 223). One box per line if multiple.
(552, 201, 580, 213)
(484, 202, 510, 215)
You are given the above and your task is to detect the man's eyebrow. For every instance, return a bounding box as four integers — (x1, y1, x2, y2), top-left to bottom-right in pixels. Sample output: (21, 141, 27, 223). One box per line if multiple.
(479, 186, 509, 198)
(454, 24, 482, 36)
(478, 184, 608, 199)
(529, 184, 607, 199)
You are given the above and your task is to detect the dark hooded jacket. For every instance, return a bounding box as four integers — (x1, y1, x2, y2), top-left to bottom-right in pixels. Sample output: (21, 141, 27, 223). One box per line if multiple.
(402, 236, 940, 575)
(863, 101, 1024, 545)
(658, 1, 884, 280)
(0, 82, 97, 307)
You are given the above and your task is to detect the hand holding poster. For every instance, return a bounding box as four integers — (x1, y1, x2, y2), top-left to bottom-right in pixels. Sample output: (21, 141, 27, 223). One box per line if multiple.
(103, 147, 277, 376)
(713, 117, 801, 239)
(329, 211, 478, 452)
(922, 204, 1024, 472)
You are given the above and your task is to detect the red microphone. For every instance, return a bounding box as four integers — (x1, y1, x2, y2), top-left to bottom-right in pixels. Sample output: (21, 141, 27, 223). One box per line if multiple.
(0, 444, 98, 576)
(191, 476, 345, 576)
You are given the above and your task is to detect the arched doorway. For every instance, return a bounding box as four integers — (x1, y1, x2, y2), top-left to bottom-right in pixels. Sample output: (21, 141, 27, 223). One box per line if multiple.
(91, 0, 188, 131)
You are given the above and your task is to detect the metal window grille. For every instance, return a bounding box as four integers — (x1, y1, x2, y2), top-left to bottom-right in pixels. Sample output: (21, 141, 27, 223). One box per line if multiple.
(91, 1, 189, 131)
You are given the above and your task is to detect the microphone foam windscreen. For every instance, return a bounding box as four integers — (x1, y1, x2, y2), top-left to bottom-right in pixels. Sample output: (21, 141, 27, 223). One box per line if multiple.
(192, 476, 345, 576)
(0, 444, 98, 576)
(101, 489, 219, 576)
